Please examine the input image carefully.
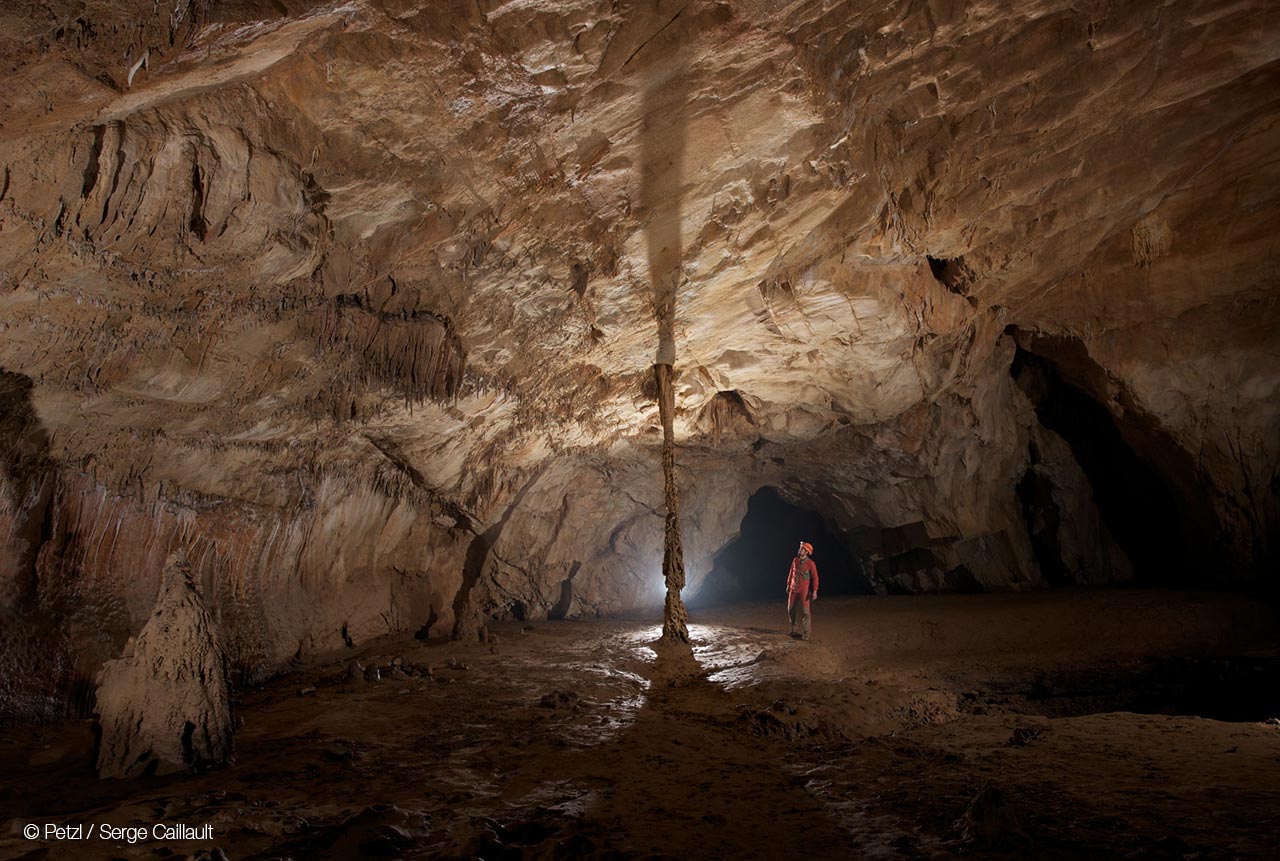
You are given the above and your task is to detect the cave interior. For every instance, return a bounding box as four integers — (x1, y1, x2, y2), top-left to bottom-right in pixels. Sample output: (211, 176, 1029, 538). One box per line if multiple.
(0, 0, 1278, 858)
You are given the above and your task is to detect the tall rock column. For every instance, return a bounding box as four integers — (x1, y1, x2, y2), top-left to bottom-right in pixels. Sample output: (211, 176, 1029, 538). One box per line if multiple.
(654, 360, 690, 642)
(641, 39, 692, 643)
(95, 550, 234, 778)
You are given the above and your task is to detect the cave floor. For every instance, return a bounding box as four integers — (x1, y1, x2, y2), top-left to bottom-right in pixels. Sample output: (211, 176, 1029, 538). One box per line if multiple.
(2, 590, 1279, 860)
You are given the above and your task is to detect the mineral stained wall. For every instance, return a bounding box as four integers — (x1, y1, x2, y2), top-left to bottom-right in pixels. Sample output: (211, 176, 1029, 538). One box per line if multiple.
(1, 0, 1276, 720)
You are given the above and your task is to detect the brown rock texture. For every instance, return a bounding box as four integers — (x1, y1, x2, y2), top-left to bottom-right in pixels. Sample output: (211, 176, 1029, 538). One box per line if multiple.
(0, 0, 1276, 718)
(94, 551, 234, 778)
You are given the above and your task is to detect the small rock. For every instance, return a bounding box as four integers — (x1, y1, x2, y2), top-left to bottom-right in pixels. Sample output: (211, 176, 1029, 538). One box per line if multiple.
(391, 657, 403, 667)
(953, 784, 1029, 847)
(364, 666, 381, 683)
(322, 743, 356, 763)
(298, 686, 317, 697)
(538, 690, 581, 710)
(347, 662, 365, 684)
(360, 824, 414, 855)
(1009, 725, 1046, 746)
(448, 658, 468, 671)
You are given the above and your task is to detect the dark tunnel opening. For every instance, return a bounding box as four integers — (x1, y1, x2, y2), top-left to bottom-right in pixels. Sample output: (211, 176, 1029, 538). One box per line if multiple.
(692, 487, 872, 607)
(1009, 339, 1199, 586)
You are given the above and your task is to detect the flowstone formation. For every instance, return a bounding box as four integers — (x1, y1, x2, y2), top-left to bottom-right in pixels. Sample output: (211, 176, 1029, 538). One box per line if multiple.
(0, 0, 1277, 720)
(95, 551, 234, 778)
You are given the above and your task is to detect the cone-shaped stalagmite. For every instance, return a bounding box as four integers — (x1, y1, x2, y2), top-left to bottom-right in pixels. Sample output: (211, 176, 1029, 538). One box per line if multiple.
(95, 550, 234, 778)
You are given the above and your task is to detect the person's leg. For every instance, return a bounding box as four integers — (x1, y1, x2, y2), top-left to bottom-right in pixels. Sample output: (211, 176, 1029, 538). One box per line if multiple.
(788, 596, 798, 635)
(801, 600, 811, 640)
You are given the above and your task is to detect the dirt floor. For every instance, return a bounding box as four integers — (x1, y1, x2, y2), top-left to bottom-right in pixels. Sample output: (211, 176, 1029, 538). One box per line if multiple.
(2, 589, 1279, 860)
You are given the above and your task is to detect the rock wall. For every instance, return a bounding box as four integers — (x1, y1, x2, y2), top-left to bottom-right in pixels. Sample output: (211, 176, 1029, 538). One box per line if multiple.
(1, 0, 1277, 721)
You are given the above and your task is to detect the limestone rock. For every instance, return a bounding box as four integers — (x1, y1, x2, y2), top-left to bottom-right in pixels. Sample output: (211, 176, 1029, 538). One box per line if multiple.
(94, 551, 234, 778)
(0, 0, 1275, 719)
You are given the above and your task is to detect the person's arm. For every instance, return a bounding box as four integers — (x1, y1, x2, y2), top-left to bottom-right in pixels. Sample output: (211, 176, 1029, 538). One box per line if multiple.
(811, 560, 819, 599)
(787, 559, 796, 594)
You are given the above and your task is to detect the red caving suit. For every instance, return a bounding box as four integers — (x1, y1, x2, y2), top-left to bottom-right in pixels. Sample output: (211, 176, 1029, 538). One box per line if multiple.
(786, 556, 819, 640)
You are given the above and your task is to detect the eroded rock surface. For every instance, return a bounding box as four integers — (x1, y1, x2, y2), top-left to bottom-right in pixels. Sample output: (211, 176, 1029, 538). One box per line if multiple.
(95, 551, 234, 778)
(0, 0, 1276, 718)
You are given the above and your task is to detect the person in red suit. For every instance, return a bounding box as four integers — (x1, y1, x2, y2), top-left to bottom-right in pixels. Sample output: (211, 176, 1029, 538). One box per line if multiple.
(786, 541, 819, 640)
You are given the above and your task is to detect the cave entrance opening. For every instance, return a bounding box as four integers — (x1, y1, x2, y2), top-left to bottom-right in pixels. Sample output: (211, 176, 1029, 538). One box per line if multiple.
(691, 486, 869, 607)
(1010, 339, 1199, 585)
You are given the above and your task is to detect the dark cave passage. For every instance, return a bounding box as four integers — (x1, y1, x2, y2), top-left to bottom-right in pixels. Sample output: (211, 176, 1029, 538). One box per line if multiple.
(692, 487, 870, 607)
(1010, 338, 1199, 586)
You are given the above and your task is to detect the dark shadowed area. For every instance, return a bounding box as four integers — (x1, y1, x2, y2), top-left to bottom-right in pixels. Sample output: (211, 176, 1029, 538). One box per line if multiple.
(694, 486, 869, 606)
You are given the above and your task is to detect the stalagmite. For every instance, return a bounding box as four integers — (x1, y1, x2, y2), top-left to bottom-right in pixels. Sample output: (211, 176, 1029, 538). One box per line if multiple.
(94, 551, 234, 778)
(654, 360, 689, 643)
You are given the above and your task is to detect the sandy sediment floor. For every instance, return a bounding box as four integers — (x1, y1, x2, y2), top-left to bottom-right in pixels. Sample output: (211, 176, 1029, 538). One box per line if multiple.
(2, 589, 1278, 860)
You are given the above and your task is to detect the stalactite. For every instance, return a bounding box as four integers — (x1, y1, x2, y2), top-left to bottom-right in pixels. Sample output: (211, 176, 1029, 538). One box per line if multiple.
(702, 389, 756, 445)
(302, 301, 466, 406)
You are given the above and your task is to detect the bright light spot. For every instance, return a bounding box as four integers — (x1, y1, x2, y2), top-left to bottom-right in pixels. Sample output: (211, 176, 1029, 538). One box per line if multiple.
(646, 573, 667, 604)
(623, 625, 664, 646)
(688, 623, 718, 644)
